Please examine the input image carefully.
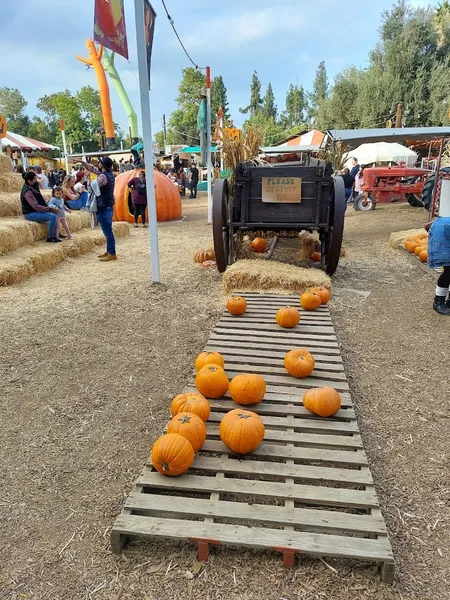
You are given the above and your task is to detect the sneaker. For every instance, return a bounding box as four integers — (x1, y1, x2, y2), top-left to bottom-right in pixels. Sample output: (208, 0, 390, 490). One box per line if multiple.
(99, 253, 117, 262)
(142, 224, 147, 228)
(46, 237, 62, 243)
(59, 234, 67, 239)
(433, 296, 450, 315)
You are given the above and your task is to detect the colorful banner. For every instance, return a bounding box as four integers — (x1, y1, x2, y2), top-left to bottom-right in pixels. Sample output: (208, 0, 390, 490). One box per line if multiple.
(94, 0, 128, 60)
(144, 1, 156, 89)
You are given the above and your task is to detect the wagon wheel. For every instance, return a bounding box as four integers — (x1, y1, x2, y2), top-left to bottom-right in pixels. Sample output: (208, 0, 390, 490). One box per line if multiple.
(213, 179, 233, 273)
(322, 175, 345, 276)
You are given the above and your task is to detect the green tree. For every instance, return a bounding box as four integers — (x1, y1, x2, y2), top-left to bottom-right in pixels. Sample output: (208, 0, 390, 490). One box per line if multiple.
(262, 83, 277, 120)
(240, 71, 263, 115)
(244, 112, 284, 146)
(280, 84, 306, 128)
(76, 86, 103, 134)
(28, 117, 57, 144)
(154, 130, 165, 149)
(37, 90, 91, 150)
(211, 75, 230, 121)
(166, 67, 205, 145)
(308, 61, 328, 122)
(0, 87, 30, 134)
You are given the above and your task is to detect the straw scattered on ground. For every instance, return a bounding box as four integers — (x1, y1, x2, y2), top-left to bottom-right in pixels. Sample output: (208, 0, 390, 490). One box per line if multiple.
(222, 258, 331, 294)
(389, 228, 428, 249)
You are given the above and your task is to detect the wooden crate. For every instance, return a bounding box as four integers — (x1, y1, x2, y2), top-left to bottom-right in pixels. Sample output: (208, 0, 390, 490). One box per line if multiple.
(111, 293, 395, 583)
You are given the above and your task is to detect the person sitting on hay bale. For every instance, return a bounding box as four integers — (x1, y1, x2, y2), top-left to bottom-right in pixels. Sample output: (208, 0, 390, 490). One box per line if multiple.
(62, 175, 88, 211)
(20, 171, 60, 243)
(427, 217, 450, 315)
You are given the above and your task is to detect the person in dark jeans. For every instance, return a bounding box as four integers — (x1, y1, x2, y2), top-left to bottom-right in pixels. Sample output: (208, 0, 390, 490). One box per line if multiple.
(20, 172, 60, 242)
(189, 163, 199, 198)
(341, 168, 355, 211)
(128, 170, 147, 228)
(81, 156, 117, 261)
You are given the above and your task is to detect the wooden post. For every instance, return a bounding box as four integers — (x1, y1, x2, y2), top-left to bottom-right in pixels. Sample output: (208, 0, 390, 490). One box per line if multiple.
(395, 103, 403, 129)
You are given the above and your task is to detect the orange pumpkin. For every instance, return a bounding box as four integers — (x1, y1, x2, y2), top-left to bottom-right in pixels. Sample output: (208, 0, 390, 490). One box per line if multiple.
(195, 351, 224, 372)
(227, 296, 247, 315)
(219, 409, 265, 454)
(419, 249, 428, 262)
(276, 306, 300, 328)
(303, 387, 341, 417)
(195, 364, 229, 398)
(171, 392, 210, 422)
(251, 237, 267, 252)
(414, 245, 425, 256)
(311, 251, 321, 262)
(405, 240, 420, 253)
(167, 412, 206, 453)
(311, 286, 331, 305)
(300, 292, 322, 311)
(113, 169, 182, 223)
(151, 433, 194, 476)
(194, 248, 215, 263)
(229, 373, 266, 405)
(284, 349, 315, 378)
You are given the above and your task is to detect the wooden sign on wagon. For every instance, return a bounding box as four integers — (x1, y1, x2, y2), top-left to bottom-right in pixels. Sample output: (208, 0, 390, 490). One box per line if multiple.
(262, 176, 302, 203)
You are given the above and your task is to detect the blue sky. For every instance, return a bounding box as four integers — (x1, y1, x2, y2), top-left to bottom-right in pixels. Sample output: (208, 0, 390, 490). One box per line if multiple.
(2, 0, 434, 141)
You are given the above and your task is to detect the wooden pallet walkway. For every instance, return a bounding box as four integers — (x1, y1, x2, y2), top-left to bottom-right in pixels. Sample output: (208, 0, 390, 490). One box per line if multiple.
(111, 292, 395, 582)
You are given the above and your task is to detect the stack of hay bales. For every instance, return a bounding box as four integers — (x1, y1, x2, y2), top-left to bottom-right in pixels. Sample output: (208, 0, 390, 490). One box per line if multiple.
(0, 154, 23, 216)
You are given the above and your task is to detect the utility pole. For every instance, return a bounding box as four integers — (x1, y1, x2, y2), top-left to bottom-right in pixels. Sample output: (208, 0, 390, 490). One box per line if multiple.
(206, 67, 212, 224)
(162, 114, 167, 153)
(395, 103, 403, 128)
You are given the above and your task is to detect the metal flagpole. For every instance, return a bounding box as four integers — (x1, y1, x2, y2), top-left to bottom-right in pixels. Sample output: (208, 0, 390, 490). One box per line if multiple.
(133, 0, 160, 282)
(219, 108, 224, 172)
(60, 120, 69, 173)
(206, 67, 212, 224)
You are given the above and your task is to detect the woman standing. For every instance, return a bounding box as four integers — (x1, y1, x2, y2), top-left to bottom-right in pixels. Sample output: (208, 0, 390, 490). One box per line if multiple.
(427, 217, 450, 315)
(62, 175, 88, 210)
(20, 172, 59, 242)
(128, 170, 147, 228)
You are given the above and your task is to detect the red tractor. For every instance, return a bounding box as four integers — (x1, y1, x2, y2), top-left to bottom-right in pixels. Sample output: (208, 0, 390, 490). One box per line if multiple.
(354, 164, 428, 211)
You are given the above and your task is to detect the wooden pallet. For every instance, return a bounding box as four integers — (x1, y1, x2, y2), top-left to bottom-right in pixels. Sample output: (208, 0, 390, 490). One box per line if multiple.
(111, 293, 395, 582)
(400, 246, 439, 279)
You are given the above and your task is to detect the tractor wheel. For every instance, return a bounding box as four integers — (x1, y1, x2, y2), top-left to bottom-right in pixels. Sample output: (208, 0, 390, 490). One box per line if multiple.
(422, 177, 435, 211)
(354, 193, 376, 211)
(406, 194, 424, 208)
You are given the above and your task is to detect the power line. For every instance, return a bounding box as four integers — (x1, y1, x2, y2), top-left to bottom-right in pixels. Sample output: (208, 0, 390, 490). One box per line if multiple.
(160, 0, 206, 70)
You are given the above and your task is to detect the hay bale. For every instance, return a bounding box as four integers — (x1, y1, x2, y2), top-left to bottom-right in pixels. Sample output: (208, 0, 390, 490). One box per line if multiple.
(222, 259, 331, 294)
(0, 193, 21, 217)
(389, 228, 427, 249)
(0, 245, 65, 286)
(298, 232, 320, 260)
(0, 153, 12, 173)
(0, 173, 23, 193)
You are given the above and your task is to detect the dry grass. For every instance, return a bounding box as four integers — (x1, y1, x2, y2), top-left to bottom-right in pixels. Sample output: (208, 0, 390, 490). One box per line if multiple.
(389, 228, 427, 249)
(0, 213, 91, 255)
(221, 125, 264, 171)
(222, 259, 331, 294)
(0, 173, 23, 193)
(0, 152, 12, 173)
(0, 222, 130, 285)
(299, 231, 321, 260)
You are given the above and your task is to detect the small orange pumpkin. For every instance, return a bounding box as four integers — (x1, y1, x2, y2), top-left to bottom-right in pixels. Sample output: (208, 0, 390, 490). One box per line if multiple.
(419, 249, 428, 262)
(227, 296, 247, 315)
(195, 364, 229, 398)
(195, 351, 224, 372)
(229, 373, 266, 405)
(167, 412, 207, 453)
(284, 349, 315, 378)
(405, 240, 420, 253)
(300, 292, 322, 311)
(303, 387, 341, 417)
(276, 306, 300, 328)
(193, 248, 215, 263)
(171, 392, 210, 422)
(251, 237, 267, 253)
(219, 409, 265, 454)
(311, 251, 321, 262)
(151, 433, 194, 476)
(311, 286, 331, 305)
(414, 245, 425, 256)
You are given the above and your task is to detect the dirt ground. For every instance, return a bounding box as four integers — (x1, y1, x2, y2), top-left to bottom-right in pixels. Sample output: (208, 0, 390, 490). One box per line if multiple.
(0, 198, 448, 600)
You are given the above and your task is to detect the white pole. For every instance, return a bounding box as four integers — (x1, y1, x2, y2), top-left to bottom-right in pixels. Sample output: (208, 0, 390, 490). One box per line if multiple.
(134, 0, 160, 283)
(206, 67, 212, 223)
(219, 113, 224, 172)
(61, 129, 69, 173)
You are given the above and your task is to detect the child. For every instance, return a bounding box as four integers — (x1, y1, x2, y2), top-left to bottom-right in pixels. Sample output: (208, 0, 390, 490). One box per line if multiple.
(48, 186, 73, 241)
(427, 217, 450, 315)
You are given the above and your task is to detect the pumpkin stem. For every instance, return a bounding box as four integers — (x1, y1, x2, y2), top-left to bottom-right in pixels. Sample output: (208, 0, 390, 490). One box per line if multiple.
(238, 413, 250, 419)
(162, 462, 170, 471)
(180, 415, 192, 423)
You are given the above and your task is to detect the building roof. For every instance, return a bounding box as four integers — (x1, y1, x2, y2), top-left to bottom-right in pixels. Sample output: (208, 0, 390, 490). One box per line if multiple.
(260, 144, 321, 154)
(327, 127, 450, 148)
(276, 129, 325, 148)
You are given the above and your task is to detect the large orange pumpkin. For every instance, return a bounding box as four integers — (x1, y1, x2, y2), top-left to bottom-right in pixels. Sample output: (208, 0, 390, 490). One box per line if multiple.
(151, 433, 194, 476)
(303, 387, 341, 417)
(195, 364, 229, 398)
(227, 296, 247, 315)
(219, 409, 265, 454)
(229, 373, 266, 405)
(311, 287, 331, 305)
(195, 351, 224, 372)
(300, 292, 322, 311)
(284, 349, 315, 378)
(171, 392, 210, 422)
(251, 237, 267, 252)
(167, 412, 206, 453)
(276, 306, 300, 328)
(113, 169, 182, 223)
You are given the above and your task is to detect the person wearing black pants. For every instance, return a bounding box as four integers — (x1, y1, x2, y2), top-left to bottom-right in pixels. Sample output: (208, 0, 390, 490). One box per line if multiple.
(427, 216, 450, 315)
(128, 170, 147, 228)
(133, 203, 147, 227)
(189, 163, 199, 199)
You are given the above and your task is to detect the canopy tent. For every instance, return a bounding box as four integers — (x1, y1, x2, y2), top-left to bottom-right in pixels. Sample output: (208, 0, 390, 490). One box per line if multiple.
(261, 144, 321, 154)
(343, 142, 418, 168)
(178, 145, 218, 153)
(327, 127, 450, 150)
(1, 131, 59, 152)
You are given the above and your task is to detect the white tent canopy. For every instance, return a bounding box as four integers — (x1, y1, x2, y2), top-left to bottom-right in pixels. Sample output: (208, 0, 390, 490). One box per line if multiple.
(344, 142, 418, 168)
